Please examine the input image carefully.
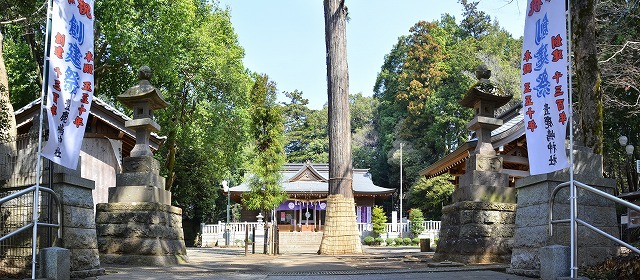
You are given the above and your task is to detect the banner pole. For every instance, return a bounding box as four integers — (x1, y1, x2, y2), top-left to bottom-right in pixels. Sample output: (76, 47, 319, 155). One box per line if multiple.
(32, 0, 54, 278)
(566, 0, 578, 278)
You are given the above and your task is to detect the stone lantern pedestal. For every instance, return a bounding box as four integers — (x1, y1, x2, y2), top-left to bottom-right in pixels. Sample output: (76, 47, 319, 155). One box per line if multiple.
(433, 66, 516, 263)
(95, 66, 187, 265)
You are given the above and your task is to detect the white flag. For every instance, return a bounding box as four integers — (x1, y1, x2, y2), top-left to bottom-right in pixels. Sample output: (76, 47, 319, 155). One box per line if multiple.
(42, 0, 95, 169)
(521, 0, 570, 175)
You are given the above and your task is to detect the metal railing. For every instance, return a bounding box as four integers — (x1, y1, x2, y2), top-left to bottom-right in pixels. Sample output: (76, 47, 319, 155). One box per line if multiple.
(1, 184, 62, 279)
(549, 180, 640, 277)
(0, 185, 63, 244)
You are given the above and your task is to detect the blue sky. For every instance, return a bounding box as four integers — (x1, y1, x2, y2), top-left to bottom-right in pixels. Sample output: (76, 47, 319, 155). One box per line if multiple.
(217, 0, 527, 109)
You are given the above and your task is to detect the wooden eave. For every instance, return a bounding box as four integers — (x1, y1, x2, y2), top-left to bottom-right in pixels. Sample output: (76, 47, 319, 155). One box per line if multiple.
(419, 142, 472, 178)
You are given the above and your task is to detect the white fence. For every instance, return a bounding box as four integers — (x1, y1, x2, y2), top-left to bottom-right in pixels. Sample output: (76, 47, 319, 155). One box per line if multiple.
(357, 221, 441, 241)
(200, 220, 441, 247)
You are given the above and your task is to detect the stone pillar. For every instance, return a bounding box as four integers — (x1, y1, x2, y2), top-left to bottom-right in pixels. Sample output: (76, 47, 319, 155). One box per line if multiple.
(95, 66, 186, 265)
(509, 146, 619, 277)
(48, 163, 104, 278)
(433, 65, 516, 263)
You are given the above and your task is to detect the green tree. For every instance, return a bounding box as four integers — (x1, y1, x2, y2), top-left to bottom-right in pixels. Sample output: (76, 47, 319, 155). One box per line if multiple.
(350, 93, 379, 169)
(371, 205, 387, 238)
(407, 174, 455, 220)
(409, 208, 425, 238)
(282, 90, 329, 163)
(241, 74, 287, 212)
(0, 1, 43, 146)
(371, 2, 520, 201)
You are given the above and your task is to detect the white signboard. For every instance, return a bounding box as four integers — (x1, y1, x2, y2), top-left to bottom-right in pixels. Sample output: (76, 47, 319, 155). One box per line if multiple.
(521, 0, 570, 175)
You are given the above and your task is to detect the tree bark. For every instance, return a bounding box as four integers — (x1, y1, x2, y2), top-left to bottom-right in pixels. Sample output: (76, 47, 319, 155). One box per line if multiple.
(0, 30, 18, 145)
(324, 0, 353, 198)
(320, 0, 362, 255)
(571, 0, 603, 154)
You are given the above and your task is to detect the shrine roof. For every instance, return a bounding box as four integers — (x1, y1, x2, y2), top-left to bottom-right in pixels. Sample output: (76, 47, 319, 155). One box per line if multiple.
(229, 163, 394, 196)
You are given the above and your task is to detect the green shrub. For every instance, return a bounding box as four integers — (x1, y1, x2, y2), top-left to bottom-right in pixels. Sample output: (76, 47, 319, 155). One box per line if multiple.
(386, 238, 394, 246)
(409, 209, 425, 238)
(394, 237, 403, 246)
(363, 236, 374, 245)
(403, 237, 412, 245)
(412, 237, 420, 246)
(374, 237, 384, 246)
(371, 206, 387, 237)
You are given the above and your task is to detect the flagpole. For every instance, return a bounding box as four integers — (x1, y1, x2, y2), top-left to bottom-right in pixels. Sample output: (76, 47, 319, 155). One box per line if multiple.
(566, 0, 578, 278)
(32, 0, 54, 278)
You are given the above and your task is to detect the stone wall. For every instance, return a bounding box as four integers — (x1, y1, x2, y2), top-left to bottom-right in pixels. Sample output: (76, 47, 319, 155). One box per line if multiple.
(279, 232, 323, 254)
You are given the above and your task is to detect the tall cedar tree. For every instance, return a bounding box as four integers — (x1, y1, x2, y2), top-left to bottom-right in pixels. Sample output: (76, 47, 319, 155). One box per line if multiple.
(321, 0, 362, 255)
(242, 74, 287, 212)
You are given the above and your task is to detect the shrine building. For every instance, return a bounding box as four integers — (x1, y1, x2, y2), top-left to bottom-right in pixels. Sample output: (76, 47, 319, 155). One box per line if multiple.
(227, 162, 394, 232)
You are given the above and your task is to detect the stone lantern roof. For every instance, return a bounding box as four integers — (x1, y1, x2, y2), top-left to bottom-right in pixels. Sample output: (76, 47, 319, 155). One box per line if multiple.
(459, 65, 513, 114)
(117, 66, 169, 110)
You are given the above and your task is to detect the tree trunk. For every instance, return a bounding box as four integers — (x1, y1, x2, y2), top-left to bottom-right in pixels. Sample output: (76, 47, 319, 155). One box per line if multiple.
(572, 0, 603, 154)
(0, 30, 18, 147)
(320, 0, 362, 255)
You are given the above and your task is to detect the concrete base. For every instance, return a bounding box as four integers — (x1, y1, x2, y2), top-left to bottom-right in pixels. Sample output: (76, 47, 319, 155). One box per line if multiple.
(510, 146, 619, 277)
(39, 247, 70, 280)
(95, 202, 187, 265)
(433, 201, 516, 264)
(540, 245, 570, 280)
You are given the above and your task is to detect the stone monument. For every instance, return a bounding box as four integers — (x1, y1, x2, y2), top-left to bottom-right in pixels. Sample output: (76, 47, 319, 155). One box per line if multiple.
(433, 65, 516, 263)
(509, 145, 619, 277)
(95, 66, 187, 265)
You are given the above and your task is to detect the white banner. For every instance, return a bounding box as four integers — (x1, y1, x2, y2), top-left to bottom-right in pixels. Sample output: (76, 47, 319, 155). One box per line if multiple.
(42, 0, 95, 169)
(522, 0, 569, 175)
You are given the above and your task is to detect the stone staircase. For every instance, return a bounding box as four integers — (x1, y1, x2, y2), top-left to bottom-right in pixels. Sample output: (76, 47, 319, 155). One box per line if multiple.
(278, 232, 323, 254)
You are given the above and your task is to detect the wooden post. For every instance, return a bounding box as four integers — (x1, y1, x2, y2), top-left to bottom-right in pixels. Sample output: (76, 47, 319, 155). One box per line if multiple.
(244, 225, 248, 256)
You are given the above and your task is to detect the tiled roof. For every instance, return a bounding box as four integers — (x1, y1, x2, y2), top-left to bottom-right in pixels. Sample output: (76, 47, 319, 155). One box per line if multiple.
(14, 96, 166, 141)
(230, 163, 394, 195)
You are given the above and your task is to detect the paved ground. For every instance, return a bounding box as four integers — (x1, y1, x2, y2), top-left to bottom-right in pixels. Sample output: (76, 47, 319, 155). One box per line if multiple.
(98, 247, 536, 280)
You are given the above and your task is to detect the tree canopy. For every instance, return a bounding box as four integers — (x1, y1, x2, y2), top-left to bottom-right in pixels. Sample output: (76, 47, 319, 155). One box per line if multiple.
(371, 2, 521, 201)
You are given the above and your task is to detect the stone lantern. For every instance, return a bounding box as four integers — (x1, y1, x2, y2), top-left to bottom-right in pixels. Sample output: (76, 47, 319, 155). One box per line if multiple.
(459, 64, 513, 158)
(117, 65, 169, 158)
(433, 65, 516, 264)
(97, 66, 186, 265)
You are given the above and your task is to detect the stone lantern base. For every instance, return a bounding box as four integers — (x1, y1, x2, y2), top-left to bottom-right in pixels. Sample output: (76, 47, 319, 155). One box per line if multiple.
(95, 202, 187, 265)
(433, 201, 516, 263)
